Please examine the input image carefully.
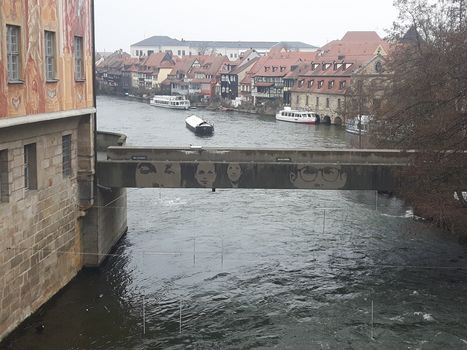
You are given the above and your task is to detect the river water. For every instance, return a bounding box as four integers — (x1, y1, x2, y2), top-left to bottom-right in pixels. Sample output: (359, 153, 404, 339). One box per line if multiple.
(2, 96, 467, 349)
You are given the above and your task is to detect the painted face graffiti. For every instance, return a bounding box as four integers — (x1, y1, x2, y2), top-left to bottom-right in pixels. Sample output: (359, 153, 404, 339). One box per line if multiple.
(227, 163, 242, 187)
(194, 163, 217, 188)
(135, 162, 181, 187)
(290, 165, 347, 189)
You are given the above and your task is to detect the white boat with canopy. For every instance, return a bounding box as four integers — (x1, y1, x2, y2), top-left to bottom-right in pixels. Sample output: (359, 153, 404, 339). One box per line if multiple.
(275, 107, 319, 124)
(150, 95, 190, 110)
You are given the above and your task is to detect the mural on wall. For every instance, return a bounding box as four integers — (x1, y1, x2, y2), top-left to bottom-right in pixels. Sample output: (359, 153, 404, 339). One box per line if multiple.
(289, 165, 348, 189)
(0, 0, 93, 119)
(194, 162, 217, 188)
(135, 162, 182, 188)
(227, 163, 243, 188)
(0, 63, 7, 117)
(101, 161, 398, 190)
(25, 0, 46, 114)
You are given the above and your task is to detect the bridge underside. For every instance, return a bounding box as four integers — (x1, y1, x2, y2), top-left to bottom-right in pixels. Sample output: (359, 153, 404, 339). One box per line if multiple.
(97, 147, 414, 191)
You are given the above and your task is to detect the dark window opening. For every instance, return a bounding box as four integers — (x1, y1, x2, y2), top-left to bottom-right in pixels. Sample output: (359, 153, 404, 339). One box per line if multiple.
(62, 135, 72, 177)
(24, 143, 37, 190)
(0, 150, 9, 202)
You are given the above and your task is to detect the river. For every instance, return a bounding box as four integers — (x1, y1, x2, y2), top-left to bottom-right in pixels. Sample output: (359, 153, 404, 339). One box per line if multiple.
(2, 95, 467, 349)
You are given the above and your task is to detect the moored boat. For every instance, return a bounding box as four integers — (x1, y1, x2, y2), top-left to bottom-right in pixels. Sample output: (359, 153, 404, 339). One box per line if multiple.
(185, 115, 214, 136)
(275, 107, 319, 124)
(345, 115, 371, 135)
(150, 95, 190, 110)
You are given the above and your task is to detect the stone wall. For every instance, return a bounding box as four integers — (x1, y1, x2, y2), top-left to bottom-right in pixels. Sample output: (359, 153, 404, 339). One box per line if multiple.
(291, 91, 345, 125)
(0, 115, 92, 339)
(81, 131, 128, 267)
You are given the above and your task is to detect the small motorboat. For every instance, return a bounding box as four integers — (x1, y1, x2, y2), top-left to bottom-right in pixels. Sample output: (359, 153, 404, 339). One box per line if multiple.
(345, 115, 372, 135)
(185, 115, 214, 136)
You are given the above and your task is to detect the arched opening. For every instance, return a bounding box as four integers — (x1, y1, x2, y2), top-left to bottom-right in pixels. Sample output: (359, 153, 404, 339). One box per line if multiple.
(322, 115, 331, 124)
(333, 117, 342, 126)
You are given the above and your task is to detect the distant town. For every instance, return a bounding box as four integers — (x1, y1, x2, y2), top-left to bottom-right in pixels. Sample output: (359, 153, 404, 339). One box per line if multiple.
(95, 31, 405, 124)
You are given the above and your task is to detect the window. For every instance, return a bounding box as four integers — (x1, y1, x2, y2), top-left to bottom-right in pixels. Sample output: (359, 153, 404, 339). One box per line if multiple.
(0, 150, 8, 203)
(328, 80, 334, 89)
(306, 95, 309, 106)
(339, 81, 346, 90)
(298, 79, 304, 87)
(326, 98, 330, 108)
(375, 61, 383, 73)
(44, 31, 56, 81)
(74, 36, 84, 80)
(308, 80, 313, 88)
(178, 50, 181, 56)
(62, 135, 72, 177)
(296, 95, 300, 104)
(338, 98, 341, 109)
(316, 97, 319, 106)
(318, 80, 323, 89)
(182, 50, 185, 56)
(147, 50, 154, 55)
(24, 143, 37, 190)
(7, 25, 21, 81)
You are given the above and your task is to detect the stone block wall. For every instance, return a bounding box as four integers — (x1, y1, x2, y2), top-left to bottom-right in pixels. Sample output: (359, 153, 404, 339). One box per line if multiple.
(0, 115, 92, 339)
(291, 91, 345, 125)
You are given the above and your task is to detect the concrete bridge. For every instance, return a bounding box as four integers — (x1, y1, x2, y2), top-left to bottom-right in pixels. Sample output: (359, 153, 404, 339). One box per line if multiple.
(87, 133, 465, 268)
(97, 146, 418, 191)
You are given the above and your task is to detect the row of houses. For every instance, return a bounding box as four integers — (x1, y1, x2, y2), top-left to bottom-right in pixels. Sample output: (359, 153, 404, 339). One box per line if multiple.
(96, 31, 391, 124)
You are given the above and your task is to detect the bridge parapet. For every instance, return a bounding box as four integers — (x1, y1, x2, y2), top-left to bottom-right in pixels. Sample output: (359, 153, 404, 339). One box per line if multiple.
(106, 146, 416, 165)
(98, 147, 415, 191)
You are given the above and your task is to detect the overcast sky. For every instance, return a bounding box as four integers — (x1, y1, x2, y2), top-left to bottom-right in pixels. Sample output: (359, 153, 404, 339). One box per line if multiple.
(94, 0, 399, 52)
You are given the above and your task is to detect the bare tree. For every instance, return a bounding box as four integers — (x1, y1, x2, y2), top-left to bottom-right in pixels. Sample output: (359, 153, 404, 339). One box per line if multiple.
(372, 0, 467, 231)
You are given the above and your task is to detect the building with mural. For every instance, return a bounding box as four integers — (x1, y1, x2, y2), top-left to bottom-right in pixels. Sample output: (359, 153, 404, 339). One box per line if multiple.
(0, 0, 95, 339)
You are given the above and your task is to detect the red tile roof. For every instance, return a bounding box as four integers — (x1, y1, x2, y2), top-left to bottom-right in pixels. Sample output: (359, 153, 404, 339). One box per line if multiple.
(142, 52, 175, 69)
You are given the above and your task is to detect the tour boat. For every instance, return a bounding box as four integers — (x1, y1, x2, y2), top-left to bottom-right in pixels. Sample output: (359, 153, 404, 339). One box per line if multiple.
(275, 108, 319, 124)
(185, 115, 214, 136)
(150, 95, 190, 110)
(345, 115, 371, 135)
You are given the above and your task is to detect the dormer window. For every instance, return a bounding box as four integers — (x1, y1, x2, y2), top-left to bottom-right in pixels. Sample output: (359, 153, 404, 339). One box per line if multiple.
(272, 66, 277, 72)
(318, 80, 324, 89)
(335, 63, 343, 70)
(312, 63, 319, 70)
(265, 67, 270, 72)
(339, 80, 346, 89)
(328, 80, 334, 89)
(280, 66, 286, 72)
(344, 63, 352, 70)
(323, 63, 331, 70)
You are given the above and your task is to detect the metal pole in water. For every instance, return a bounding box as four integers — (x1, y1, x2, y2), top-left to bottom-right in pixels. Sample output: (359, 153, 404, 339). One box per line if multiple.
(193, 235, 196, 266)
(322, 209, 326, 234)
(375, 191, 378, 212)
(221, 236, 224, 269)
(179, 301, 182, 334)
(142, 294, 146, 336)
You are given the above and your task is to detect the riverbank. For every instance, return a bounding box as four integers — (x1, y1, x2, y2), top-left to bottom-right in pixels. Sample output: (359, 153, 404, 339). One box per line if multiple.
(96, 92, 279, 116)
